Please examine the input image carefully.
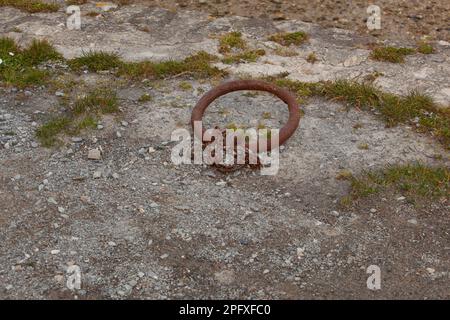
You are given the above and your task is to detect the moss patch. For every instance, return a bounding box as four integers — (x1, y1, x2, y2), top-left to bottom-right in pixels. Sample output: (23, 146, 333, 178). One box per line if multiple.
(65, 0, 87, 5)
(417, 42, 434, 54)
(0, 0, 59, 13)
(221, 49, 265, 64)
(357, 142, 369, 150)
(269, 31, 308, 47)
(217, 32, 265, 64)
(179, 81, 193, 91)
(138, 93, 152, 103)
(370, 46, 415, 63)
(218, 32, 246, 54)
(262, 111, 272, 119)
(273, 47, 298, 57)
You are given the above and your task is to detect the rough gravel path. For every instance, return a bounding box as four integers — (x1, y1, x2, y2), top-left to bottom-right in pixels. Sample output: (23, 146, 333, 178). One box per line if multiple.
(0, 3, 449, 299)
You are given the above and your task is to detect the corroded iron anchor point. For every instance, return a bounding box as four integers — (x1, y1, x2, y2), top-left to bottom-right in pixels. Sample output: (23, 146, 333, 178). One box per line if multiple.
(190, 79, 301, 152)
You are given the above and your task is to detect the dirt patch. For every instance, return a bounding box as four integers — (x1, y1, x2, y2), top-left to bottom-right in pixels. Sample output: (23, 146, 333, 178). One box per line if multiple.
(135, 0, 450, 42)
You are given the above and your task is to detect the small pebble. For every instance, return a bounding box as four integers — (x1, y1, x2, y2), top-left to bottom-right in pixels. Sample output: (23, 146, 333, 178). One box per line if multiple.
(150, 202, 159, 208)
(54, 275, 64, 282)
(88, 148, 102, 160)
(93, 170, 102, 179)
(296, 247, 305, 259)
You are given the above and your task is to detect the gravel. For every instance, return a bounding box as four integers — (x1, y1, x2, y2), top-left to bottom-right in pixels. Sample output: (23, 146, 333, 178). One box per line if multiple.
(141, 0, 450, 42)
(0, 4, 448, 300)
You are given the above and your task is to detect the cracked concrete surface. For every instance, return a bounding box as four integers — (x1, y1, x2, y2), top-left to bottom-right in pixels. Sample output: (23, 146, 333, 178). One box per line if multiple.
(1, 4, 449, 105)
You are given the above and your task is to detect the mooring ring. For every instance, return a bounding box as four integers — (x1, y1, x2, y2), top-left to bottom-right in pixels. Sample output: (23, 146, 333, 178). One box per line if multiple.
(191, 80, 301, 152)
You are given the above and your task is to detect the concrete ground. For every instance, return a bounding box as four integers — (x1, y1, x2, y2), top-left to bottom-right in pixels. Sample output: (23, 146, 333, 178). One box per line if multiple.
(0, 3, 449, 299)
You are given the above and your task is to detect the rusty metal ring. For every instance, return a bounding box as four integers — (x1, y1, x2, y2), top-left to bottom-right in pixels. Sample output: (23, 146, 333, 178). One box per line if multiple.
(191, 80, 301, 152)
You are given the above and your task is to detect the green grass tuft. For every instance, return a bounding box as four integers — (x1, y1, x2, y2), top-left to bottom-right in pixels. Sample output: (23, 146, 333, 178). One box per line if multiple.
(0, 0, 59, 13)
(36, 117, 71, 147)
(1, 68, 49, 87)
(379, 91, 435, 125)
(66, 50, 226, 80)
(370, 46, 415, 63)
(75, 115, 97, 131)
(68, 51, 122, 72)
(36, 87, 119, 146)
(22, 39, 62, 65)
(120, 51, 224, 80)
(319, 79, 381, 109)
(344, 164, 449, 203)
(65, 50, 226, 80)
(268, 31, 308, 46)
(272, 78, 320, 101)
(0, 37, 19, 56)
(0, 37, 61, 88)
(319, 80, 449, 146)
(306, 52, 318, 64)
(270, 78, 450, 148)
(73, 88, 118, 115)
